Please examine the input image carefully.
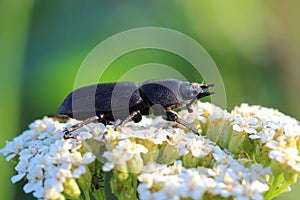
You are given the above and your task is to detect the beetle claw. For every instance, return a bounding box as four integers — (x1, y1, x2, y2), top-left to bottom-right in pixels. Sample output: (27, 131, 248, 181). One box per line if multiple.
(63, 128, 77, 139)
(187, 107, 193, 113)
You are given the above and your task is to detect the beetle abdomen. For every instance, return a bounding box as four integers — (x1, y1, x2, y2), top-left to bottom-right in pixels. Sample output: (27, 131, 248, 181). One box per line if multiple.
(57, 82, 143, 120)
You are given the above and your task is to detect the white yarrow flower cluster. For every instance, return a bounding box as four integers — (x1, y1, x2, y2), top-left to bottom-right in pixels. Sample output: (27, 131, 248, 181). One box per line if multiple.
(231, 103, 300, 142)
(0, 117, 96, 199)
(138, 146, 269, 200)
(1, 102, 300, 200)
(230, 104, 300, 174)
(102, 138, 148, 172)
(176, 135, 214, 157)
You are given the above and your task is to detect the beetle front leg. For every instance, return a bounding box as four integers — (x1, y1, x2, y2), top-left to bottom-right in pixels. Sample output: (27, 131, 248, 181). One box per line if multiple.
(186, 97, 197, 113)
(165, 111, 198, 134)
(63, 116, 100, 139)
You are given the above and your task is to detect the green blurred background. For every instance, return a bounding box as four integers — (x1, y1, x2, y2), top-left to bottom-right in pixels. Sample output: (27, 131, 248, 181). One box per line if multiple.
(1, 0, 300, 199)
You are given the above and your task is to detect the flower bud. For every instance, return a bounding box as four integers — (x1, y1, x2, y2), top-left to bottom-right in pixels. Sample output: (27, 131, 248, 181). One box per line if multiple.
(127, 154, 144, 173)
(114, 162, 129, 181)
(243, 136, 255, 158)
(83, 139, 106, 162)
(227, 130, 246, 154)
(63, 178, 81, 199)
(137, 139, 159, 164)
(197, 119, 207, 135)
(283, 170, 298, 184)
(217, 124, 232, 149)
(206, 118, 225, 143)
(44, 188, 66, 200)
(182, 153, 199, 168)
(158, 144, 179, 164)
(255, 144, 271, 167)
(56, 194, 66, 200)
(198, 152, 214, 168)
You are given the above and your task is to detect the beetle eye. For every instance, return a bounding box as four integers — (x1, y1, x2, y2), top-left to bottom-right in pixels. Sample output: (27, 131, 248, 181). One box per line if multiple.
(191, 86, 199, 95)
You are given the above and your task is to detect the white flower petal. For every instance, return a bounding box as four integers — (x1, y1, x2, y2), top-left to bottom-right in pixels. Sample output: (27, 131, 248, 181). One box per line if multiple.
(73, 166, 86, 178)
(82, 152, 96, 164)
(103, 162, 115, 172)
(11, 173, 26, 183)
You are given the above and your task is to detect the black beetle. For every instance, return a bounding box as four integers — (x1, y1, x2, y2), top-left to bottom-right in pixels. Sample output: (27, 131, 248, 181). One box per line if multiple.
(57, 79, 214, 138)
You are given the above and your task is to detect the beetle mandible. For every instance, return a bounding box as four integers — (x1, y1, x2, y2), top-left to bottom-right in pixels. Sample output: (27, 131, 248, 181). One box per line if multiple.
(57, 78, 214, 138)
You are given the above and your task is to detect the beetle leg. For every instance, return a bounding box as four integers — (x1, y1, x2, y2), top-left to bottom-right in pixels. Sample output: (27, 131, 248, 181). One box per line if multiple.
(165, 111, 198, 134)
(63, 116, 99, 139)
(175, 117, 198, 134)
(186, 97, 197, 113)
(114, 110, 142, 131)
(97, 114, 108, 125)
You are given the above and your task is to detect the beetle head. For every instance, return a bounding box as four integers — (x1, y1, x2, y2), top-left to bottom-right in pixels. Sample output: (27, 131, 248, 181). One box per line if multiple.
(180, 82, 201, 101)
(180, 82, 214, 101)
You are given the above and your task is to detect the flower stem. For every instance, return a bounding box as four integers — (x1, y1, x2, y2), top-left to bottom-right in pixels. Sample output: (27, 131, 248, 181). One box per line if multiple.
(271, 181, 290, 198)
(265, 174, 284, 200)
(83, 190, 91, 200)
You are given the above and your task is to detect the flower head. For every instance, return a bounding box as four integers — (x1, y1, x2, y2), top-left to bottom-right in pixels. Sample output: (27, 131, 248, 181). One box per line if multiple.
(1, 102, 300, 200)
